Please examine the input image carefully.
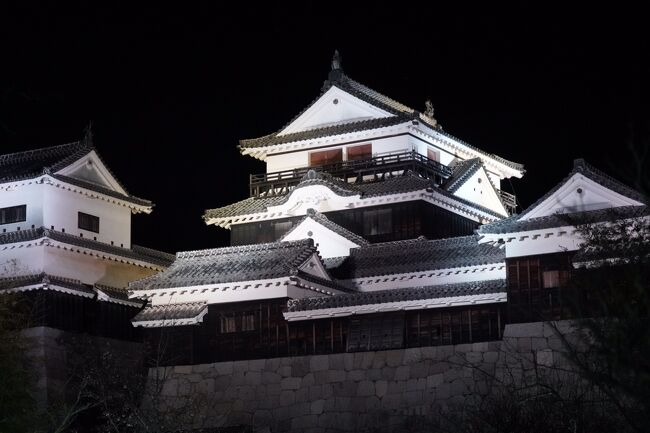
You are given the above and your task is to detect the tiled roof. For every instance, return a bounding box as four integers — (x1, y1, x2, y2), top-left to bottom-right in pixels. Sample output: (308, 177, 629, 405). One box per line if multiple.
(129, 239, 324, 291)
(478, 159, 649, 235)
(238, 69, 524, 173)
(0, 227, 174, 267)
(50, 174, 152, 207)
(132, 301, 207, 324)
(444, 158, 483, 193)
(286, 209, 369, 246)
(0, 140, 152, 208)
(0, 272, 95, 296)
(204, 172, 504, 223)
(239, 116, 409, 149)
(0, 141, 91, 182)
(478, 205, 650, 235)
(287, 278, 506, 312)
(332, 235, 504, 279)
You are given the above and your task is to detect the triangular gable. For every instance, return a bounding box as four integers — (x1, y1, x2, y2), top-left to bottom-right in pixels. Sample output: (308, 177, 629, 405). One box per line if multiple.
(55, 150, 128, 195)
(282, 214, 366, 259)
(278, 86, 394, 136)
(521, 172, 644, 221)
(297, 252, 332, 280)
(450, 164, 508, 217)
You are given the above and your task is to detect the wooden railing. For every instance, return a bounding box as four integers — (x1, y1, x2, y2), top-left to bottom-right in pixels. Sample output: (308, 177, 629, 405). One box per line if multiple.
(249, 150, 453, 197)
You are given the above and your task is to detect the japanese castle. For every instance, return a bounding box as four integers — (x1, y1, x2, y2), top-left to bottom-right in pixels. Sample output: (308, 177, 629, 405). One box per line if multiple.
(1, 52, 646, 365)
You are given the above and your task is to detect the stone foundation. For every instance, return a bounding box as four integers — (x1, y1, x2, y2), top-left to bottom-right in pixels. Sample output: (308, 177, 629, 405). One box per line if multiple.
(145, 321, 583, 432)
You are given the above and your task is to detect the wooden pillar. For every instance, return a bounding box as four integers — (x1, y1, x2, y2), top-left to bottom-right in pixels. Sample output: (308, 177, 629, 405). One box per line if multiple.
(312, 322, 316, 354)
(468, 308, 473, 342)
(497, 307, 502, 339)
(330, 320, 334, 353)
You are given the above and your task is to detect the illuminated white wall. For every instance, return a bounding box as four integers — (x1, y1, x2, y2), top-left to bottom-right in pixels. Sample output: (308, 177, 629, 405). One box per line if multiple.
(0, 183, 44, 232)
(42, 184, 132, 248)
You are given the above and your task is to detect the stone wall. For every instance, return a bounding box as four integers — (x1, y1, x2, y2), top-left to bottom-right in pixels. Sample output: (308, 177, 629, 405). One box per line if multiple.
(22, 326, 144, 409)
(146, 321, 582, 433)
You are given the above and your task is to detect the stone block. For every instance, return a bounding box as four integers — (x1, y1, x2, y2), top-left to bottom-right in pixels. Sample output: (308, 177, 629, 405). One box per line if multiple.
(536, 349, 554, 367)
(173, 365, 192, 374)
(281, 377, 302, 390)
(357, 380, 375, 396)
(310, 355, 329, 371)
(196, 378, 214, 394)
(435, 382, 450, 400)
(367, 368, 383, 381)
(327, 370, 346, 383)
(279, 390, 295, 406)
(454, 343, 473, 353)
(265, 357, 281, 371)
(278, 365, 292, 377)
(483, 351, 499, 363)
(517, 337, 532, 353)
(253, 409, 273, 427)
(504, 322, 544, 338)
(426, 373, 444, 388)
(233, 360, 249, 373)
(311, 399, 325, 415)
(262, 371, 281, 384)
(267, 383, 281, 396)
(292, 415, 319, 430)
(334, 396, 351, 411)
(429, 361, 449, 375)
(343, 353, 355, 371)
(192, 363, 211, 374)
(330, 353, 345, 370)
(443, 368, 459, 382)
(238, 385, 255, 401)
(321, 383, 334, 399)
(410, 362, 429, 378)
(292, 358, 310, 377)
(361, 352, 375, 369)
(160, 379, 177, 397)
(347, 369, 365, 381)
(214, 375, 231, 389)
(309, 385, 322, 400)
(403, 390, 423, 406)
(332, 381, 357, 397)
(186, 373, 203, 383)
(245, 371, 262, 386)
(531, 337, 548, 351)
(465, 351, 483, 364)
(471, 342, 489, 352)
(395, 365, 410, 381)
(375, 379, 388, 398)
(387, 380, 404, 394)
(386, 349, 405, 366)
(231, 372, 246, 385)
(249, 359, 265, 371)
(381, 393, 402, 410)
(371, 351, 387, 369)
(407, 378, 426, 391)
(214, 361, 233, 376)
(296, 386, 309, 403)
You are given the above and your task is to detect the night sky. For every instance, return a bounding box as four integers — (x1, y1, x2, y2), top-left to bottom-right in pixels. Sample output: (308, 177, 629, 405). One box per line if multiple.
(1, 4, 648, 254)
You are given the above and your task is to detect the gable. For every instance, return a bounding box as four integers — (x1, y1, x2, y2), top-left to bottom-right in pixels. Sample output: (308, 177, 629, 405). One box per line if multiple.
(55, 150, 127, 195)
(521, 173, 644, 221)
(278, 86, 394, 136)
(297, 252, 331, 280)
(452, 166, 508, 217)
(282, 217, 362, 259)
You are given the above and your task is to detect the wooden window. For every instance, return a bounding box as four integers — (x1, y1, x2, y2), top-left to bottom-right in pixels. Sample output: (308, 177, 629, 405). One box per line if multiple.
(347, 144, 372, 161)
(363, 208, 392, 236)
(220, 315, 236, 333)
(309, 148, 342, 167)
(78, 212, 100, 233)
(0, 205, 26, 225)
(241, 313, 256, 331)
(427, 148, 440, 162)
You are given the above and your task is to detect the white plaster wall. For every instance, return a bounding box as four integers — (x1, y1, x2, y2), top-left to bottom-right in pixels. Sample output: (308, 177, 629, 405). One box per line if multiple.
(0, 183, 44, 232)
(42, 185, 132, 248)
(42, 246, 157, 287)
(347, 265, 506, 292)
(281, 218, 359, 259)
(504, 230, 582, 258)
(0, 246, 45, 277)
(453, 169, 507, 216)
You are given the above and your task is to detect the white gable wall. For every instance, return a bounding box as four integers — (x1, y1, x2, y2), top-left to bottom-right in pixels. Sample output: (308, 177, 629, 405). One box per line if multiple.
(56, 150, 128, 195)
(452, 167, 508, 216)
(278, 87, 393, 136)
(521, 173, 643, 221)
(282, 217, 361, 259)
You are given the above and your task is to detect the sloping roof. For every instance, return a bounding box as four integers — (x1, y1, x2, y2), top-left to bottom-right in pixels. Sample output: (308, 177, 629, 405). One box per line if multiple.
(0, 272, 95, 296)
(332, 235, 504, 279)
(287, 278, 506, 312)
(477, 159, 648, 235)
(0, 227, 174, 267)
(0, 139, 152, 207)
(285, 209, 369, 246)
(129, 239, 324, 291)
(132, 301, 208, 326)
(444, 158, 483, 193)
(237, 68, 524, 173)
(0, 141, 91, 182)
(203, 172, 504, 223)
(478, 205, 650, 235)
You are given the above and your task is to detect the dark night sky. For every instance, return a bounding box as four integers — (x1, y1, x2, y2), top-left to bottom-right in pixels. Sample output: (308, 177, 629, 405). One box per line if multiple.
(1, 3, 648, 254)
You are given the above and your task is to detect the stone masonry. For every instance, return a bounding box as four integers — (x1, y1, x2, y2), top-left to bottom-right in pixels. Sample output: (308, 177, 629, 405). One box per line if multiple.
(146, 321, 583, 433)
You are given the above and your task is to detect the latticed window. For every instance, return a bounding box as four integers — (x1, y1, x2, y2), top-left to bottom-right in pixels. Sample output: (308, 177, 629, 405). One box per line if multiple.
(78, 212, 100, 233)
(220, 315, 236, 333)
(0, 205, 26, 225)
(309, 148, 342, 166)
(241, 313, 256, 331)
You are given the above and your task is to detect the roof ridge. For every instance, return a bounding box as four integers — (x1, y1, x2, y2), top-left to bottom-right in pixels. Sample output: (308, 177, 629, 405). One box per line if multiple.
(175, 238, 314, 259)
(0, 141, 88, 165)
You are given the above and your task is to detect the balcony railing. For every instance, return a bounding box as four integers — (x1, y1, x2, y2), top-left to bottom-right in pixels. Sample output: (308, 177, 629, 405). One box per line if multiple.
(249, 150, 454, 198)
(499, 189, 518, 215)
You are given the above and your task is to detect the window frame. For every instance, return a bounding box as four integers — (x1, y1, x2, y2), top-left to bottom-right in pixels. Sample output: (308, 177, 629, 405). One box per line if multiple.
(78, 212, 100, 233)
(0, 205, 26, 225)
